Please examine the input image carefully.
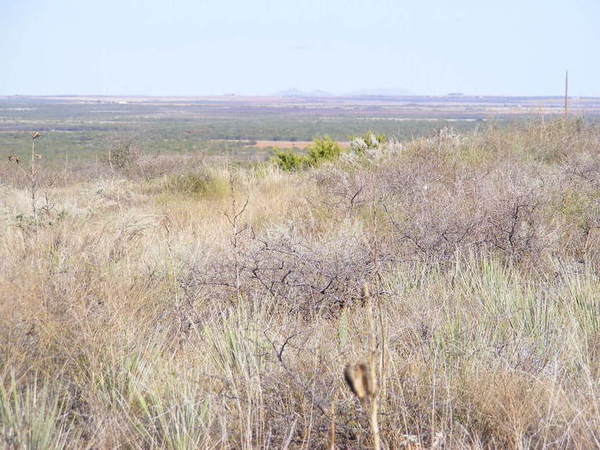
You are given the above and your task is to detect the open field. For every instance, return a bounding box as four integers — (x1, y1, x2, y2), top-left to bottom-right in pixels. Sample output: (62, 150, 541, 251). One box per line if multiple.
(2, 95, 599, 166)
(1, 116, 599, 448)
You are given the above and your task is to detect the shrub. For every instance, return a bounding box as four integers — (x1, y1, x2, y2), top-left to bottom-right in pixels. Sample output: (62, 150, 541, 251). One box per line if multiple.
(307, 137, 343, 165)
(104, 140, 141, 170)
(182, 220, 384, 315)
(273, 149, 308, 172)
(274, 137, 343, 172)
(350, 131, 388, 154)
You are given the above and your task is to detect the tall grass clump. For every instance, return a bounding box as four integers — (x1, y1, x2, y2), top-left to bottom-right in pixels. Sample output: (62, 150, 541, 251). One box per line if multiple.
(161, 170, 229, 198)
(0, 378, 75, 449)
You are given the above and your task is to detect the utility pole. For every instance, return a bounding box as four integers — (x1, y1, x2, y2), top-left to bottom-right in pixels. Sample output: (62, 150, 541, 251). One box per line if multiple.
(564, 70, 569, 119)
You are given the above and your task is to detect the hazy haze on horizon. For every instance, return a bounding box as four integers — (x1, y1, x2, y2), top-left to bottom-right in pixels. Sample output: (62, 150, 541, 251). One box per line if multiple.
(1, 0, 599, 97)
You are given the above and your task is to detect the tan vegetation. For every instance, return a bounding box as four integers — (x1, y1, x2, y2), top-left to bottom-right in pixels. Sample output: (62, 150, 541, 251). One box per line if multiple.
(1, 119, 599, 448)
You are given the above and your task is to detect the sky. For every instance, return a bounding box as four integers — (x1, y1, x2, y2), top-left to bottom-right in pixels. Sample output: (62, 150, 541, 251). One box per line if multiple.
(1, 0, 599, 97)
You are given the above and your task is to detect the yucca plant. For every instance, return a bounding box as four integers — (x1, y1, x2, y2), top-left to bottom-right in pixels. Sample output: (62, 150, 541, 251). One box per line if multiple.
(0, 377, 74, 449)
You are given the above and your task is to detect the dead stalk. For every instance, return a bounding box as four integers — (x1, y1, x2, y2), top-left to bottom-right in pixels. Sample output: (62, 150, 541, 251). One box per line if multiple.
(328, 388, 339, 450)
(343, 284, 382, 450)
(224, 170, 248, 305)
(30, 131, 41, 221)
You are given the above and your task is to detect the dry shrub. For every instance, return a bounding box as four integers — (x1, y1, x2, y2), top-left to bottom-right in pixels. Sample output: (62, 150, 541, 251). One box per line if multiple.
(182, 219, 386, 316)
(352, 126, 582, 268)
(133, 152, 210, 180)
(477, 165, 554, 262)
(312, 167, 380, 215)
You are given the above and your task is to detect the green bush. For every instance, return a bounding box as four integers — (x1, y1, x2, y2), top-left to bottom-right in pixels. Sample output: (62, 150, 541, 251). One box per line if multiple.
(273, 149, 309, 172)
(307, 137, 342, 165)
(273, 137, 344, 172)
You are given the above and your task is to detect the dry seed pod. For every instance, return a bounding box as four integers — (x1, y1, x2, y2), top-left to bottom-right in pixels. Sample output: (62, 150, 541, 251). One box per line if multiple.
(8, 155, 21, 164)
(32, 131, 41, 140)
(344, 363, 368, 400)
(344, 363, 376, 401)
(360, 283, 371, 307)
(361, 284, 370, 299)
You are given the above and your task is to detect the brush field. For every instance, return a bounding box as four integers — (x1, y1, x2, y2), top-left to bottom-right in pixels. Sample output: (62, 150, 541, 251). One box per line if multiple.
(1, 109, 600, 448)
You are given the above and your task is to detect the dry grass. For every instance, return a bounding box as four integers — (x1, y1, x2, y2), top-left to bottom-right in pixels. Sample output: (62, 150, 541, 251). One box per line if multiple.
(1, 119, 599, 448)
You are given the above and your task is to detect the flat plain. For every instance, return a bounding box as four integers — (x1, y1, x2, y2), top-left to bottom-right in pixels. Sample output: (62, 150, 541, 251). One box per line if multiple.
(2, 94, 599, 163)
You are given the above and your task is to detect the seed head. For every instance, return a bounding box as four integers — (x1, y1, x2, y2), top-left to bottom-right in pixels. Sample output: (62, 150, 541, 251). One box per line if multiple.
(344, 363, 376, 401)
(361, 284, 370, 299)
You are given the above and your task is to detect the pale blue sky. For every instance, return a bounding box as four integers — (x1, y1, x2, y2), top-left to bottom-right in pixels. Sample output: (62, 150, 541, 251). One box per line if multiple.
(1, 0, 599, 96)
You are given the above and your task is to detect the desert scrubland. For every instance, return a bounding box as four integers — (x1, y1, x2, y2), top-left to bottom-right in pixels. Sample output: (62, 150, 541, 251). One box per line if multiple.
(1, 117, 599, 448)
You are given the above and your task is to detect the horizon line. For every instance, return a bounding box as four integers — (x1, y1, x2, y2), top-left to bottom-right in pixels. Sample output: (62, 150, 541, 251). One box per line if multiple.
(2, 93, 599, 99)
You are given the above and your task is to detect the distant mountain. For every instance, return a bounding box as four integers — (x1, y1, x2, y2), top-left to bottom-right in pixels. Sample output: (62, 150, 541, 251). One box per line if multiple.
(274, 87, 415, 98)
(345, 87, 414, 97)
(274, 88, 335, 98)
